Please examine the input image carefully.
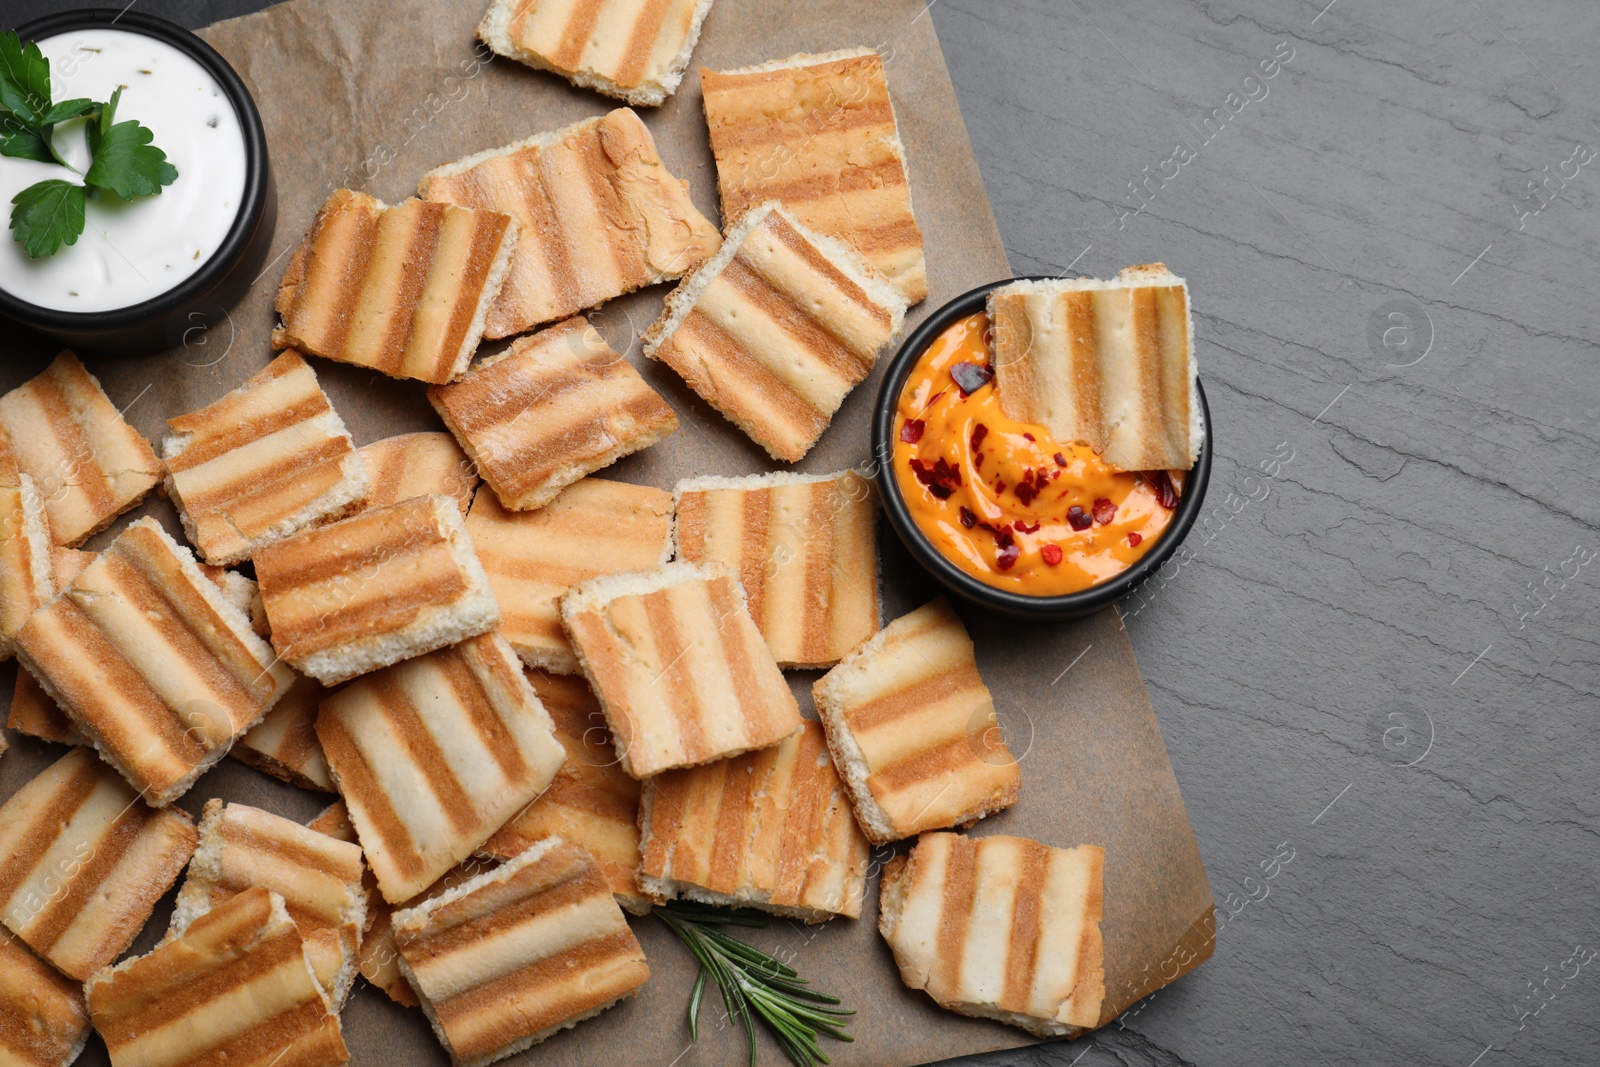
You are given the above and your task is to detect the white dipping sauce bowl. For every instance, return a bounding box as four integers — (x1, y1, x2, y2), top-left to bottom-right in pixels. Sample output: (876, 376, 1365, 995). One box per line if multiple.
(0, 9, 274, 357)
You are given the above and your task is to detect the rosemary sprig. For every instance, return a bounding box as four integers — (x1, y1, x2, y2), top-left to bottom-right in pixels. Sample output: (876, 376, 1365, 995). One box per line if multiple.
(656, 901, 855, 1067)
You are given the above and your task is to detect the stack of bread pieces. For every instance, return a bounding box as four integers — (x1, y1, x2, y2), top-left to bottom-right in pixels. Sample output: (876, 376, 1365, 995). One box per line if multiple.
(0, 9, 1116, 1066)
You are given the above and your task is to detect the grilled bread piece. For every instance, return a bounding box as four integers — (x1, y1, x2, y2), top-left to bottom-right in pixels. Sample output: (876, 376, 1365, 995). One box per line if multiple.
(356, 432, 476, 515)
(813, 598, 1019, 845)
(430, 317, 678, 512)
(561, 561, 803, 778)
(0, 351, 161, 545)
(702, 50, 927, 304)
(229, 672, 334, 791)
(878, 832, 1106, 1035)
(466, 477, 673, 673)
(639, 720, 869, 920)
(14, 519, 294, 806)
(419, 109, 720, 338)
(162, 350, 369, 565)
(393, 837, 650, 1067)
(674, 469, 878, 667)
(0, 474, 52, 660)
(483, 672, 647, 913)
(253, 494, 500, 686)
(8, 548, 93, 745)
(988, 265, 1199, 472)
(7, 548, 255, 747)
(315, 632, 566, 903)
(0, 748, 197, 981)
(172, 800, 368, 1008)
(477, 0, 714, 106)
(87, 887, 349, 1067)
(0, 928, 92, 1067)
(273, 189, 518, 384)
(644, 202, 906, 461)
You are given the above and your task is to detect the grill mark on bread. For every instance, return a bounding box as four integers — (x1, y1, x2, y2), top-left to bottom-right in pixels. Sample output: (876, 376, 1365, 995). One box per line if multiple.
(314, 712, 425, 881)
(376, 202, 444, 374)
(666, 310, 827, 447)
(437, 651, 530, 784)
(718, 256, 868, 382)
(708, 576, 782, 747)
(0, 757, 100, 901)
(166, 394, 330, 474)
(615, 0, 674, 86)
(640, 588, 708, 764)
(1002, 840, 1049, 1011)
(0, 930, 90, 1067)
(553, 0, 604, 69)
(372, 673, 480, 836)
(933, 837, 977, 994)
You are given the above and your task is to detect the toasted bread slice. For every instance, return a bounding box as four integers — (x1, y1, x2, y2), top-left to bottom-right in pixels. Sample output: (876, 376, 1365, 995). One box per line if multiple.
(878, 832, 1106, 1035)
(273, 189, 517, 384)
(813, 598, 1019, 845)
(674, 469, 878, 667)
(644, 202, 906, 461)
(392, 837, 649, 1067)
(702, 50, 927, 304)
(0, 352, 161, 545)
(172, 800, 368, 1009)
(253, 494, 500, 686)
(315, 632, 566, 903)
(8, 549, 255, 747)
(0, 474, 53, 660)
(0, 748, 197, 981)
(163, 350, 369, 565)
(483, 672, 647, 913)
(228, 672, 335, 791)
(477, 0, 714, 106)
(560, 561, 803, 778)
(988, 265, 1199, 471)
(639, 720, 869, 920)
(466, 477, 673, 674)
(87, 887, 349, 1067)
(0, 927, 92, 1067)
(430, 318, 678, 511)
(356, 432, 476, 515)
(419, 109, 720, 338)
(14, 518, 294, 806)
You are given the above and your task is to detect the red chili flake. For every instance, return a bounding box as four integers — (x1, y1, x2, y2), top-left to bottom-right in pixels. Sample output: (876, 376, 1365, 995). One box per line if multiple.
(950, 361, 994, 396)
(1054, 452, 1067, 467)
(994, 480, 1006, 494)
(974, 453, 985, 471)
(1041, 544, 1064, 566)
(994, 526, 1015, 549)
(958, 507, 977, 528)
(899, 418, 925, 444)
(1092, 498, 1116, 525)
(1022, 432, 1035, 442)
(1067, 505, 1092, 531)
(1014, 519, 1040, 534)
(970, 423, 989, 451)
(1015, 482, 1036, 506)
(910, 457, 961, 500)
(927, 389, 946, 408)
(1149, 470, 1179, 509)
(1128, 532, 1143, 547)
(995, 543, 1021, 570)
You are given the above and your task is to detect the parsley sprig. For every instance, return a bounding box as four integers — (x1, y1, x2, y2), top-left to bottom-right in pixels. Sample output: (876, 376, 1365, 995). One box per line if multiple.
(0, 31, 178, 258)
(657, 902, 855, 1067)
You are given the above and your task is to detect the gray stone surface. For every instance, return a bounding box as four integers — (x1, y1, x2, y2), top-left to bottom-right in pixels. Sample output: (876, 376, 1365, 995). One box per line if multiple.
(1, 1, 1596, 1065)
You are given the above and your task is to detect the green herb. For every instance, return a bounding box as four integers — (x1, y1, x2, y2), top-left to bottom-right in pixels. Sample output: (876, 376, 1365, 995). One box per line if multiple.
(0, 32, 177, 258)
(657, 902, 855, 1067)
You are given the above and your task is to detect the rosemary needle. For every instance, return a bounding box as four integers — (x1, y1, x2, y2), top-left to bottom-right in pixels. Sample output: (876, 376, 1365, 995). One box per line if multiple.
(657, 902, 855, 1067)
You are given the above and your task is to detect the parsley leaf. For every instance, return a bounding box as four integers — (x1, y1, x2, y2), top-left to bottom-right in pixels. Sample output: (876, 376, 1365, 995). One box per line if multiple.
(10, 179, 86, 259)
(84, 118, 177, 200)
(0, 111, 54, 163)
(0, 32, 52, 124)
(40, 97, 96, 125)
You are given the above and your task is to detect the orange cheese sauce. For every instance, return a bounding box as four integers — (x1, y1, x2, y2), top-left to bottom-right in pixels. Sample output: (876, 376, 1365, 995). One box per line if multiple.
(892, 312, 1182, 596)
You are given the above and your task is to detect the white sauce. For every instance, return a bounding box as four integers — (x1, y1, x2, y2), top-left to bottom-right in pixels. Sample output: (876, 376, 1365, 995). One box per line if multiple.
(0, 28, 248, 312)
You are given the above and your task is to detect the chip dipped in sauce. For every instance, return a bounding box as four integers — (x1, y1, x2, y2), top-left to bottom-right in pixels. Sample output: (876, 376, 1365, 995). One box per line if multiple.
(892, 312, 1183, 596)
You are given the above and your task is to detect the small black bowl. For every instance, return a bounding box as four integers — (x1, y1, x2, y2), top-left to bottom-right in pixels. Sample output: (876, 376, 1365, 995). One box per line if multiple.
(872, 277, 1213, 621)
(0, 9, 275, 358)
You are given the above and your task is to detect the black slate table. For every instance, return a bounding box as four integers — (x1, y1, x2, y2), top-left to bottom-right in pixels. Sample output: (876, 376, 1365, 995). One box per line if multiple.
(1, 2, 1595, 1065)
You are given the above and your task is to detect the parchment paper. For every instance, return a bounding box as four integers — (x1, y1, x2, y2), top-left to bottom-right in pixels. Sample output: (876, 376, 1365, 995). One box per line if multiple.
(0, 1, 1215, 1063)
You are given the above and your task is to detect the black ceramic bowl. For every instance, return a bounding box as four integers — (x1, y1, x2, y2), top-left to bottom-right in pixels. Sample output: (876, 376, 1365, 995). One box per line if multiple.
(0, 9, 275, 358)
(872, 277, 1213, 621)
